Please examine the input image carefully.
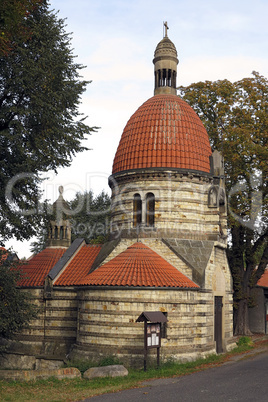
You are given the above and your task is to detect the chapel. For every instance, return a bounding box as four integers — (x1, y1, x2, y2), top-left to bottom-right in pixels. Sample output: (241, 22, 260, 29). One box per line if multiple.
(9, 25, 235, 367)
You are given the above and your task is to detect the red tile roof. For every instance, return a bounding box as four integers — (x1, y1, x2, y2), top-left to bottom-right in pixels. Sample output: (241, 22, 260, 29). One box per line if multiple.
(112, 94, 212, 174)
(257, 269, 268, 288)
(54, 244, 102, 286)
(18, 248, 66, 287)
(80, 242, 199, 288)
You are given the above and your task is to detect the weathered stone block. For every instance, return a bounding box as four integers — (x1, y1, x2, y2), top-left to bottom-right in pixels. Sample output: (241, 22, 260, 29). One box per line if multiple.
(0, 353, 36, 370)
(83, 365, 128, 379)
(35, 358, 64, 370)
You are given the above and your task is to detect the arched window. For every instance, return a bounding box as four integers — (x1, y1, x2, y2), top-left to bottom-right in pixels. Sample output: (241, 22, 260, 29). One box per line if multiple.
(146, 193, 155, 227)
(133, 193, 142, 227)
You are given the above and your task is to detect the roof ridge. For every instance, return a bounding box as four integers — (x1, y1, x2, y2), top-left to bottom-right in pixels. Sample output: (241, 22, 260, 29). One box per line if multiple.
(48, 238, 85, 281)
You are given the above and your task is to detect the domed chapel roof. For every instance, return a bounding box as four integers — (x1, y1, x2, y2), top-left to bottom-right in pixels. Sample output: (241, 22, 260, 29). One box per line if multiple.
(112, 23, 211, 175)
(112, 94, 212, 174)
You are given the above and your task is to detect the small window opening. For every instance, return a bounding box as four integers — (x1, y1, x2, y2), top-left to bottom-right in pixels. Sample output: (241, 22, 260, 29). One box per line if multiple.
(146, 192, 155, 227)
(133, 193, 142, 227)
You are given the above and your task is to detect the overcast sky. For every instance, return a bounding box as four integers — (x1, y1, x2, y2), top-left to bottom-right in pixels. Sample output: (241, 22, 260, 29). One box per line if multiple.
(7, 0, 268, 257)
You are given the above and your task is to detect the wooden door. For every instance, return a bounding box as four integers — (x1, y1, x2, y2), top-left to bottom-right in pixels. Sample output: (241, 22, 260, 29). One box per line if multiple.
(214, 296, 223, 353)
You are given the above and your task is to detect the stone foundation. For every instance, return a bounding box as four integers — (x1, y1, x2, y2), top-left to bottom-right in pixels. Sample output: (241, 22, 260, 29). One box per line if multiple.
(0, 367, 80, 382)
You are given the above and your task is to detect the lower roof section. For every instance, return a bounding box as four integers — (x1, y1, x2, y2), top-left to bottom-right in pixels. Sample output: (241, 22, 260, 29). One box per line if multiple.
(79, 242, 199, 289)
(257, 268, 268, 288)
(18, 248, 66, 287)
(18, 240, 199, 289)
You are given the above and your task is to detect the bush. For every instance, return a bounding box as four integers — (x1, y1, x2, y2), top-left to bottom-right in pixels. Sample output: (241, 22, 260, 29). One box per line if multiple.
(0, 252, 39, 340)
(236, 336, 252, 346)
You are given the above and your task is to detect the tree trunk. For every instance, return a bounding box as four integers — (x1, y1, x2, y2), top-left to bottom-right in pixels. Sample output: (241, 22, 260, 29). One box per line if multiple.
(234, 298, 252, 336)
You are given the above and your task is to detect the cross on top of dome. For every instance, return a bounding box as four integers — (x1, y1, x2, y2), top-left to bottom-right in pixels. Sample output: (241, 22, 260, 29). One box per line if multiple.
(164, 21, 169, 37)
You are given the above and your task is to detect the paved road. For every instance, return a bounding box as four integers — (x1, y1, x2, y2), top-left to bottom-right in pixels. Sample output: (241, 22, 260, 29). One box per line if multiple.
(85, 350, 268, 401)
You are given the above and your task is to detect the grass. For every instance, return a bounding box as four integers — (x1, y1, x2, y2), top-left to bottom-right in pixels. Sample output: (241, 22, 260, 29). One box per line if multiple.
(0, 339, 266, 402)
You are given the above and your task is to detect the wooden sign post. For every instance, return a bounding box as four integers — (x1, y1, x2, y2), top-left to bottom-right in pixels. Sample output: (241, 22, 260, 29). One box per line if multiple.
(136, 311, 168, 371)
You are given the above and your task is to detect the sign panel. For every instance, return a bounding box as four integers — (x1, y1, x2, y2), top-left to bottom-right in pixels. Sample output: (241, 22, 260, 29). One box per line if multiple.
(146, 323, 161, 349)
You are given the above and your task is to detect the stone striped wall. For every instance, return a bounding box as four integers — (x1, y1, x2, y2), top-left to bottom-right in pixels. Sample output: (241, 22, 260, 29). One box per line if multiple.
(12, 288, 45, 355)
(72, 287, 219, 367)
(110, 171, 223, 241)
(16, 288, 78, 357)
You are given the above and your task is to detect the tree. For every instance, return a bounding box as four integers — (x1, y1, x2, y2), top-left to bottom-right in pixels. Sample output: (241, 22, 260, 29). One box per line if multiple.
(0, 2, 96, 244)
(30, 191, 111, 254)
(179, 71, 268, 335)
(29, 200, 52, 254)
(0, 249, 38, 340)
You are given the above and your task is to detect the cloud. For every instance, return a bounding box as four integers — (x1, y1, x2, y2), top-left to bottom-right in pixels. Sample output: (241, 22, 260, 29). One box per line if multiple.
(179, 56, 268, 85)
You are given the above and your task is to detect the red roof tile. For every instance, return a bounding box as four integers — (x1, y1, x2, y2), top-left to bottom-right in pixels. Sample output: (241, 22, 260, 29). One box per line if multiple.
(80, 242, 199, 288)
(54, 244, 102, 286)
(257, 268, 268, 288)
(18, 248, 66, 287)
(112, 94, 211, 174)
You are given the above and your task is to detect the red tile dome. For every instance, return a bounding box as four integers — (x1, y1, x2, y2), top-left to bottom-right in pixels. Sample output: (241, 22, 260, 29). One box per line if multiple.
(112, 94, 212, 174)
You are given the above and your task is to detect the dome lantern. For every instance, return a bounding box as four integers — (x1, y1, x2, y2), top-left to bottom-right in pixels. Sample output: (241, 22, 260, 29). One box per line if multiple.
(153, 22, 179, 95)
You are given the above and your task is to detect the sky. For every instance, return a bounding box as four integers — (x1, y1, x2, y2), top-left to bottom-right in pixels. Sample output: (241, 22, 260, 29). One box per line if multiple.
(6, 0, 268, 258)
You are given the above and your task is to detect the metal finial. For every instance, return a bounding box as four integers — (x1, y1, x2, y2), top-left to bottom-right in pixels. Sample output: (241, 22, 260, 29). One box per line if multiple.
(59, 185, 64, 195)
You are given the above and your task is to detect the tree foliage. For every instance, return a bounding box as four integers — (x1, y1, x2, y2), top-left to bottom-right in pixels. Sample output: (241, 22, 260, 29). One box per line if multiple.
(29, 200, 52, 254)
(0, 2, 96, 244)
(0, 0, 43, 56)
(179, 71, 268, 335)
(70, 190, 111, 244)
(0, 249, 38, 339)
